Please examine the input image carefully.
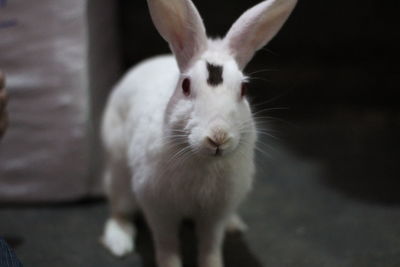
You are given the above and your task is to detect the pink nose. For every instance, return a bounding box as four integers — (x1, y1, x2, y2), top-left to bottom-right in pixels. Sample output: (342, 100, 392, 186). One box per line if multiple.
(205, 130, 230, 148)
(206, 136, 221, 148)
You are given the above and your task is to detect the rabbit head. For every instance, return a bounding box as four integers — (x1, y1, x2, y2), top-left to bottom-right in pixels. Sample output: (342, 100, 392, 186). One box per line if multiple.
(147, 0, 297, 156)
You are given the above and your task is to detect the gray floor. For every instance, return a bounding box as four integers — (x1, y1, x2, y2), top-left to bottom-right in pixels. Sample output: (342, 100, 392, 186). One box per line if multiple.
(1, 109, 400, 267)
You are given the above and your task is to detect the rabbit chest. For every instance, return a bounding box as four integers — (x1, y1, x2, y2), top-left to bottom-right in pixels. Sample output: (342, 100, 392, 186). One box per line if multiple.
(131, 149, 253, 217)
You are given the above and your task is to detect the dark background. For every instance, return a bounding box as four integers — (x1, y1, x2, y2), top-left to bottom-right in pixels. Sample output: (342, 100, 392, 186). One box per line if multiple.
(118, 0, 400, 111)
(116, 0, 400, 204)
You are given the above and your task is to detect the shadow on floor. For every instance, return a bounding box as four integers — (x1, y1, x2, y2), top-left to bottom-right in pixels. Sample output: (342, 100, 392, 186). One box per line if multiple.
(134, 215, 263, 267)
(3, 235, 24, 249)
(280, 109, 400, 205)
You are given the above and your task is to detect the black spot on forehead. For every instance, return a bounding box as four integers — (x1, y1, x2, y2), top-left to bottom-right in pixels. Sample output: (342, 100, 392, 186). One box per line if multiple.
(206, 62, 223, 86)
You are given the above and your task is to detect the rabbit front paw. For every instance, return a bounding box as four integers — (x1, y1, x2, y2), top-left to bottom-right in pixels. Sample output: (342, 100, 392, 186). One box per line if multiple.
(101, 218, 135, 257)
(225, 214, 248, 233)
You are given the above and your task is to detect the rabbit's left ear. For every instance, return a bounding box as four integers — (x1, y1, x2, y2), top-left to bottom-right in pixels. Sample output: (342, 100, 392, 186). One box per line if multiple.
(224, 0, 297, 70)
(147, 0, 207, 72)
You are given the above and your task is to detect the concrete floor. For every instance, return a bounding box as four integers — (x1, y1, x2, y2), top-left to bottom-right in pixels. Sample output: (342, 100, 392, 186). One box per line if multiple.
(1, 109, 400, 267)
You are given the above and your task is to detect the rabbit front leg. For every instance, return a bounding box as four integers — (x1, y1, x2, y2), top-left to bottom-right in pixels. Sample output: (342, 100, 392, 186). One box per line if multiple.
(226, 213, 248, 233)
(101, 160, 136, 257)
(196, 218, 226, 267)
(146, 210, 182, 267)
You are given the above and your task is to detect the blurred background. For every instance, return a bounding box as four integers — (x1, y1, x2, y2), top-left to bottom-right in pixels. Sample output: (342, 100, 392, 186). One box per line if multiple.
(0, 0, 400, 266)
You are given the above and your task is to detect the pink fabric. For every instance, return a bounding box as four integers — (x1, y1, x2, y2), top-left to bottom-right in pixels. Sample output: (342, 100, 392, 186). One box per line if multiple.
(0, 0, 90, 202)
(0, 72, 7, 138)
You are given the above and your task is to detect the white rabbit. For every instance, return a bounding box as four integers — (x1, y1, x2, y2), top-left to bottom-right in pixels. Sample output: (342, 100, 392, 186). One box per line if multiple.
(100, 0, 297, 267)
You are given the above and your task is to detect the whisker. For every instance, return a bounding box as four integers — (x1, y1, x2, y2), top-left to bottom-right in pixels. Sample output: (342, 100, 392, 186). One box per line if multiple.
(246, 76, 272, 83)
(246, 68, 279, 76)
(251, 107, 290, 116)
(166, 145, 192, 166)
(159, 145, 195, 178)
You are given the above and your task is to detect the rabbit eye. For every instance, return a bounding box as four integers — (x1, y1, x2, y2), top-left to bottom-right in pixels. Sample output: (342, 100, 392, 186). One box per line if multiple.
(182, 78, 191, 96)
(241, 82, 248, 98)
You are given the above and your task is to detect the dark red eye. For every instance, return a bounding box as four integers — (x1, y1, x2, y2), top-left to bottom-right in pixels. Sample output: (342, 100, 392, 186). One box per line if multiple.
(182, 78, 191, 96)
(241, 82, 248, 98)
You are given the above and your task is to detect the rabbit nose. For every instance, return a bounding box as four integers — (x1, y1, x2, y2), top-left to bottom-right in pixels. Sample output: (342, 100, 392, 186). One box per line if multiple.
(206, 136, 221, 148)
(205, 130, 230, 149)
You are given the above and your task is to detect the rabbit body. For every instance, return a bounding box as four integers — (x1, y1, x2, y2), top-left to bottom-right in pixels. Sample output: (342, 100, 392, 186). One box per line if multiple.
(101, 1, 297, 267)
(102, 53, 255, 266)
(102, 54, 254, 217)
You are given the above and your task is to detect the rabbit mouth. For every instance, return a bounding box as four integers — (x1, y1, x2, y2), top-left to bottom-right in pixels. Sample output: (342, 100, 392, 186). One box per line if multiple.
(205, 146, 224, 157)
(204, 143, 237, 157)
(214, 147, 223, 156)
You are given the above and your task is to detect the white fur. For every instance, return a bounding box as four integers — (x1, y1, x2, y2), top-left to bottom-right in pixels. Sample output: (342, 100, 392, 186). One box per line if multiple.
(101, 218, 135, 257)
(225, 0, 298, 69)
(101, 1, 297, 267)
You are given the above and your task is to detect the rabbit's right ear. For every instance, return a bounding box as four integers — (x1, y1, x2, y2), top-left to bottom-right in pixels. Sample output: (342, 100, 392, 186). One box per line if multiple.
(147, 0, 207, 72)
(224, 0, 297, 70)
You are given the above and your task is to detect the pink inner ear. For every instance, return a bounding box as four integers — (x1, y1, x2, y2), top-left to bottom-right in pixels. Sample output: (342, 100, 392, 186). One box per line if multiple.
(172, 31, 184, 51)
(224, 0, 298, 69)
(148, 0, 208, 72)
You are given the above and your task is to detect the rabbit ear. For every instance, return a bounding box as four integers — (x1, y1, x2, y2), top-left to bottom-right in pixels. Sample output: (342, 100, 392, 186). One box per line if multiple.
(224, 0, 297, 69)
(147, 0, 207, 72)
